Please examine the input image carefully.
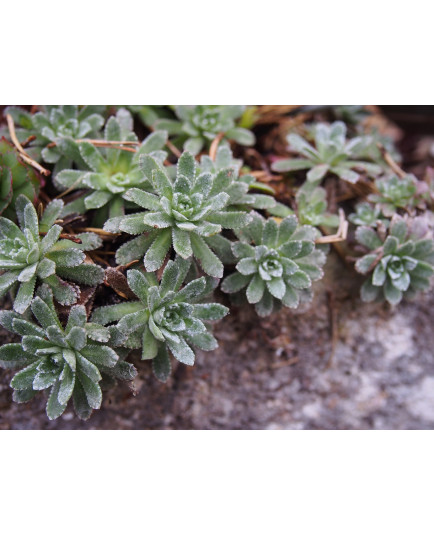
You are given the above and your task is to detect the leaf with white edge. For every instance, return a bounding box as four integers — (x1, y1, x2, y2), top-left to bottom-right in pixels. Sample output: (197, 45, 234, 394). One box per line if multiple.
(66, 326, 86, 351)
(207, 211, 251, 229)
(84, 323, 110, 343)
(123, 188, 161, 210)
(58, 364, 75, 405)
(267, 278, 286, 299)
(0, 344, 33, 369)
(142, 326, 158, 360)
(57, 264, 105, 286)
(286, 271, 311, 289)
(143, 211, 173, 229)
(144, 228, 172, 271)
(10, 361, 40, 390)
(355, 227, 382, 250)
(177, 151, 196, 181)
(172, 227, 193, 259)
(79, 142, 105, 172)
(84, 191, 112, 210)
(190, 233, 224, 278)
(152, 345, 171, 383)
(76, 354, 101, 383)
(14, 276, 37, 313)
(91, 301, 144, 325)
(226, 127, 255, 146)
(193, 303, 228, 321)
(221, 272, 250, 293)
(81, 345, 119, 368)
(167, 336, 195, 366)
(37, 258, 56, 279)
(46, 381, 68, 420)
(76, 369, 102, 409)
(31, 296, 60, 328)
(247, 274, 265, 303)
(73, 378, 93, 420)
(116, 234, 156, 265)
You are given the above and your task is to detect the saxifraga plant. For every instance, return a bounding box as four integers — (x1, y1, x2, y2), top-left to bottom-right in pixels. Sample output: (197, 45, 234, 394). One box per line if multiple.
(355, 216, 434, 305)
(199, 146, 276, 210)
(155, 105, 255, 155)
(272, 121, 382, 183)
(1, 104, 434, 423)
(349, 202, 388, 229)
(54, 109, 168, 223)
(92, 257, 228, 382)
(4, 105, 106, 172)
(222, 212, 326, 316)
(0, 195, 104, 313)
(0, 285, 136, 420)
(368, 174, 421, 217)
(0, 137, 40, 220)
(105, 151, 252, 277)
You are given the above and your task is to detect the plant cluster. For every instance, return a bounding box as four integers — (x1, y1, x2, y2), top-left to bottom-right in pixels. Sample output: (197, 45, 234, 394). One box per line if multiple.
(0, 105, 433, 421)
(272, 120, 382, 183)
(152, 105, 255, 155)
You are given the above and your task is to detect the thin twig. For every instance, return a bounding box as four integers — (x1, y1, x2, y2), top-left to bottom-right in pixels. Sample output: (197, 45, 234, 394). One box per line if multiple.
(39, 231, 82, 244)
(165, 138, 182, 158)
(209, 132, 225, 161)
(377, 143, 406, 179)
(21, 135, 36, 148)
(55, 178, 85, 199)
(6, 114, 51, 176)
(47, 139, 137, 153)
(316, 209, 349, 244)
(117, 259, 139, 270)
(74, 227, 120, 237)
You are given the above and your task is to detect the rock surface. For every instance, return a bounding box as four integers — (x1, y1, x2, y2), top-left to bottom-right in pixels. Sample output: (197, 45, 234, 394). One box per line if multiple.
(1, 256, 434, 430)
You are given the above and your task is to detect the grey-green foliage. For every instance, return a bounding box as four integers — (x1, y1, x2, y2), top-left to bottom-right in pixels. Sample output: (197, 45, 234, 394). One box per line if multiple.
(355, 216, 434, 305)
(352, 128, 402, 166)
(222, 212, 327, 316)
(333, 105, 370, 125)
(349, 202, 388, 228)
(272, 121, 382, 183)
(0, 195, 104, 313)
(0, 285, 136, 420)
(54, 109, 168, 221)
(4, 105, 106, 173)
(295, 182, 339, 227)
(105, 151, 252, 278)
(127, 105, 170, 127)
(155, 105, 255, 155)
(199, 146, 276, 210)
(91, 257, 228, 382)
(368, 174, 420, 217)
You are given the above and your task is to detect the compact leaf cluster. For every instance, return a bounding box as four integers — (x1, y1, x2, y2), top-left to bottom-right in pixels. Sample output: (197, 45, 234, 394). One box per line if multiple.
(1, 105, 433, 421)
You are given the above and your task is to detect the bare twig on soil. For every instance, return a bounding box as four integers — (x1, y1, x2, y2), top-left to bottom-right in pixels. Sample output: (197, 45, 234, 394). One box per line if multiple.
(209, 132, 225, 161)
(6, 114, 51, 176)
(378, 143, 406, 178)
(316, 209, 349, 244)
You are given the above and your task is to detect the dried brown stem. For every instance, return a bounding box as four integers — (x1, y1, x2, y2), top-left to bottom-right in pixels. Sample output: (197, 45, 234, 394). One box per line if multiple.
(165, 138, 182, 158)
(39, 231, 82, 244)
(377, 143, 406, 179)
(316, 209, 349, 244)
(74, 227, 120, 237)
(209, 132, 225, 161)
(47, 139, 138, 153)
(6, 114, 51, 176)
